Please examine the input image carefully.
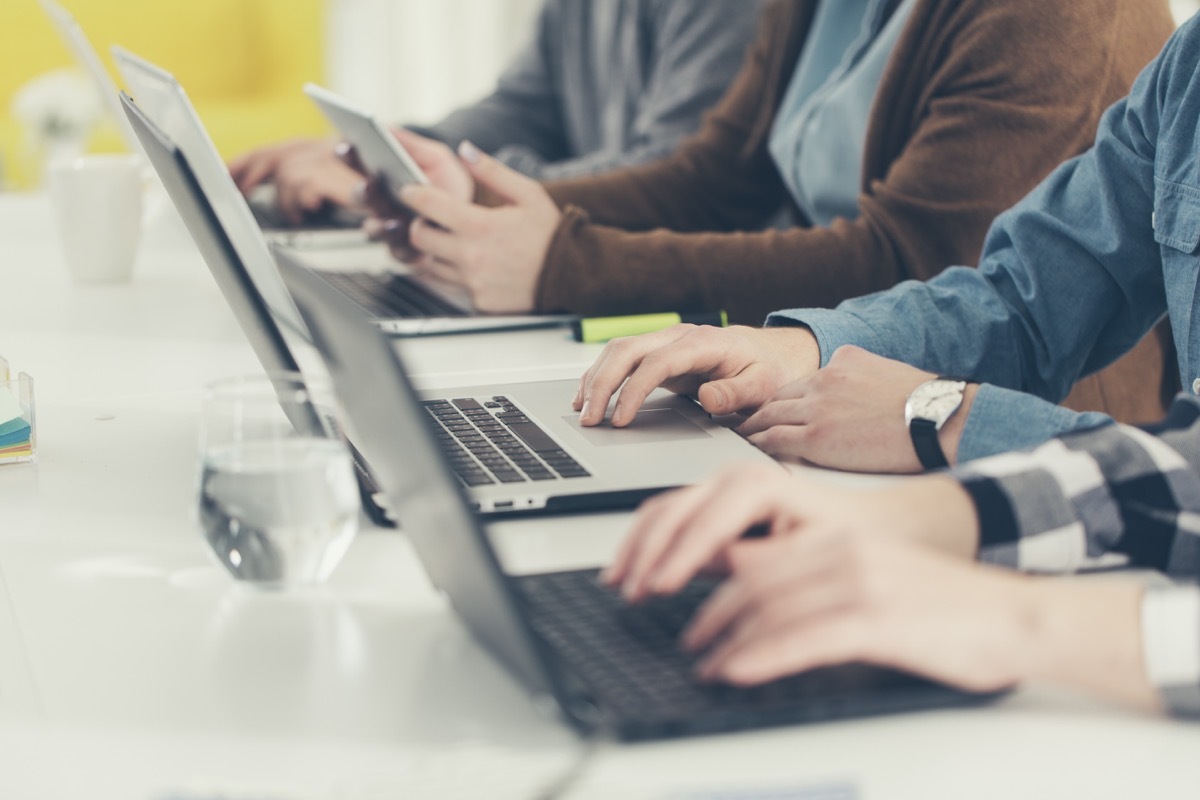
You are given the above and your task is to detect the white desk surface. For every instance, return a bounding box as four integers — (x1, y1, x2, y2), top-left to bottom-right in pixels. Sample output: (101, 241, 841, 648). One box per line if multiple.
(1, 192, 1197, 799)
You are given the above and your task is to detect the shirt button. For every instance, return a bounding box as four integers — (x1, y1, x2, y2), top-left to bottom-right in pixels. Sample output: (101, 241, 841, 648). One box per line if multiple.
(1193, 378, 1200, 395)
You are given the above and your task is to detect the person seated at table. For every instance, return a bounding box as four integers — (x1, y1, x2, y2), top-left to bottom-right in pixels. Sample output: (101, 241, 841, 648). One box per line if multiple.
(569, 8, 1200, 481)
(358, 0, 1175, 428)
(601, 408, 1200, 715)
(228, 0, 767, 225)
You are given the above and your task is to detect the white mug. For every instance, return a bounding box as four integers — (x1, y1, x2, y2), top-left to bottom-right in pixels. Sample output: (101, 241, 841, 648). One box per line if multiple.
(48, 154, 143, 284)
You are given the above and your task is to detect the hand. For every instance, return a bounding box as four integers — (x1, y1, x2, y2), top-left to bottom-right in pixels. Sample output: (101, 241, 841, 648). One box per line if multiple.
(350, 129, 476, 262)
(228, 137, 361, 225)
(680, 532, 1041, 693)
(605, 463, 980, 603)
(574, 325, 821, 428)
(362, 139, 557, 314)
(738, 345, 971, 473)
(401, 141, 558, 313)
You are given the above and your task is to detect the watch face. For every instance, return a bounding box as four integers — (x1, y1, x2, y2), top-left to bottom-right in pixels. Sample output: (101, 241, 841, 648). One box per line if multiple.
(907, 380, 965, 428)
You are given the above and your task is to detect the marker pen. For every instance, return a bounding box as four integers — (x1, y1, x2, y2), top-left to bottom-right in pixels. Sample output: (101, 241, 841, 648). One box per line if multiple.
(571, 311, 728, 343)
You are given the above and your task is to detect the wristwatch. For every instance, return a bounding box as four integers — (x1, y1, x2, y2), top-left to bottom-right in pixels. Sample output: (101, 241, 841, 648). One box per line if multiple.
(904, 378, 967, 470)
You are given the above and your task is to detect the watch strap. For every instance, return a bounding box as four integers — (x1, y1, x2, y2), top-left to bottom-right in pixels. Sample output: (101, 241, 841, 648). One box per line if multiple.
(909, 417, 949, 470)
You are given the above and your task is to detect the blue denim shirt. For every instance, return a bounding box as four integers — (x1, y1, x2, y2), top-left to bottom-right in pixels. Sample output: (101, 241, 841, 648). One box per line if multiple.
(767, 17, 1200, 463)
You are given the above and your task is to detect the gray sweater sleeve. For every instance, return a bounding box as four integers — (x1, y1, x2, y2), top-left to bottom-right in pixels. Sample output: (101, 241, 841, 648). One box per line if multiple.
(415, 0, 765, 180)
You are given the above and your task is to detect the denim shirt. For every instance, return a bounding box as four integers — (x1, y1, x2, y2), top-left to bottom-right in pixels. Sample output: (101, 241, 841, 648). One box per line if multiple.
(767, 16, 1200, 463)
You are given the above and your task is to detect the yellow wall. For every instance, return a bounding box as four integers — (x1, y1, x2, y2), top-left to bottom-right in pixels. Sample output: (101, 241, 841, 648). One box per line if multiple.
(0, 0, 331, 188)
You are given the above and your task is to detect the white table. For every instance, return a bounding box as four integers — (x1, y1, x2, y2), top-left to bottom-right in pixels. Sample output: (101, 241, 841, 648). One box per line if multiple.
(1, 192, 1197, 799)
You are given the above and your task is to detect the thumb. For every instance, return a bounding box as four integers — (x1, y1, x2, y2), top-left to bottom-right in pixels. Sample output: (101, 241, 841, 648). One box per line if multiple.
(696, 365, 778, 415)
(458, 140, 543, 205)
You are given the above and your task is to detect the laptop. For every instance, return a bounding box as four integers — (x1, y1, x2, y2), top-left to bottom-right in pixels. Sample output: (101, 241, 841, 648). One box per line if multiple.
(119, 91, 397, 529)
(38, 0, 143, 157)
(121, 91, 779, 519)
(111, 46, 576, 337)
(280, 256, 1005, 741)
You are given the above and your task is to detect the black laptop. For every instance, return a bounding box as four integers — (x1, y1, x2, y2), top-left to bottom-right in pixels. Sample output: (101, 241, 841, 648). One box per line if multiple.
(279, 253, 1007, 741)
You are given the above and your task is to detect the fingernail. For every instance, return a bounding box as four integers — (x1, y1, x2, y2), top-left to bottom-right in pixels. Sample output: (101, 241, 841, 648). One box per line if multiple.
(334, 141, 353, 159)
(399, 184, 419, 202)
(351, 180, 367, 206)
(580, 400, 590, 420)
(458, 140, 482, 165)
(612, 402, 624, 425)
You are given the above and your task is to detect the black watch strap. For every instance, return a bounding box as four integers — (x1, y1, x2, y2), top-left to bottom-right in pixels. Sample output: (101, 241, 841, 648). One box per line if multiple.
(909, 417, 949, 470)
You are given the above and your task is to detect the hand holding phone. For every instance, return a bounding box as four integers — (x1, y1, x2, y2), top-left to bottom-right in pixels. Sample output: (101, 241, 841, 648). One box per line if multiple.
(303, 83, 428, 206)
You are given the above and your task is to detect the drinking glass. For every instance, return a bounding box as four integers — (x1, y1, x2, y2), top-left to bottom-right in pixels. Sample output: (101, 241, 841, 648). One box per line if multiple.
(197, 372, 360, 588)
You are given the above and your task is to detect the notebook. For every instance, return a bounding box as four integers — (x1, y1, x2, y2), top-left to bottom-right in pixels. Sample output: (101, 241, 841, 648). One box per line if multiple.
(111, 46, 575, 337)
(280, 254, 1006, 741)
(122, 90, 778, 518)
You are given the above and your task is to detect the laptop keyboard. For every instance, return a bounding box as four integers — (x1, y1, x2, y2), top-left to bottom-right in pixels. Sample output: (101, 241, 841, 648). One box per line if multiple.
(516, 569, 929, 729)
(423, 397, 591, 487)
(317, 270, 467, 318)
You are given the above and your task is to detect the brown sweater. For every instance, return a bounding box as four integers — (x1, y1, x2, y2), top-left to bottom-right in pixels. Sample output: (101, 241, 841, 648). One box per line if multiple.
(537, 0, 1176, 424)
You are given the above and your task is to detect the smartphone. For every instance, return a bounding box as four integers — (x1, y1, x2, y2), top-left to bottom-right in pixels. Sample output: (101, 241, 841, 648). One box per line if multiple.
(303, 83, 429, 205)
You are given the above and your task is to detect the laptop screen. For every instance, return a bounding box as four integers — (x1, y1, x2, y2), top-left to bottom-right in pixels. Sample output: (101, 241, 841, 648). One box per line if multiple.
(276, 248, 563, 704)
(112, 47, 313, 352)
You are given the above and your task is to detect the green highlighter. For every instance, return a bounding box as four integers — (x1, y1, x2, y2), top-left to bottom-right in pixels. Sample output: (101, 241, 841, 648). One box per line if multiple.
(571, 311, 729, 343)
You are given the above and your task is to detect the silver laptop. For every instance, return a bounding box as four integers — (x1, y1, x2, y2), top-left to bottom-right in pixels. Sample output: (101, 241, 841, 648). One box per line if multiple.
(111, 47, 575, 337)
(280, 255, 1002, 740)
(282, 235, 782, 514)
(38, 0, 143, 157)
(121, 87, 779, 516)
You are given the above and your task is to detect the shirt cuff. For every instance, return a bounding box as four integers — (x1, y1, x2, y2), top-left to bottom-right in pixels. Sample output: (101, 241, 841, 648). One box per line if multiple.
(765, 309, 885, 368)
(1142, 585, 1200, 716)
(957, 384, 1113, 463)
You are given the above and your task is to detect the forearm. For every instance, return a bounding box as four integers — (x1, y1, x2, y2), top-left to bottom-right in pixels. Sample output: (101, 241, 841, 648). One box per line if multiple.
(537, 212, 903, 325)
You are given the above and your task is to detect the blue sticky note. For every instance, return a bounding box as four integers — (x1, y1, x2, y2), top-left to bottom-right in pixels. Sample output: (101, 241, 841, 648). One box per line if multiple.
(0, 421, 30, 448)
(0, 416, 28, 437)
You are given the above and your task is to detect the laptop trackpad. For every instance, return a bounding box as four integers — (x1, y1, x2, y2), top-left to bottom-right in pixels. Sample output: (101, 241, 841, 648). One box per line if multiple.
(561, 409, 712, 446)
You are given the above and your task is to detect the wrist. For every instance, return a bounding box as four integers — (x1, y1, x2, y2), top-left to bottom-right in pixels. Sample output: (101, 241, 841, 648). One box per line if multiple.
(876, 476, 980, 558)
(1020, 579, 1157, 710)
(760, 325, 820, 382)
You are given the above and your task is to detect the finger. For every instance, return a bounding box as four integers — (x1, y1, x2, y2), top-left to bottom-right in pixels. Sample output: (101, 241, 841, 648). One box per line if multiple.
(620, 483, 727, 601)
(458, 140, 545, 206)
(335, 140, 364, 174)
(232, 157, 276, 195)
(610, 333, 740, 427)
(276, 182, 307, 227)
(604, 485, 704, 589)
(362, 175, 406, 221)
(737, 396, 812, 437)
(393, 128, 456, 168)
(408, 217, 470, 265)
(407, 256, 462, 287)
(398, 185, 484, 233)
(679, 543, 792, 653)
(577, 326, 693, 427)
(694, 573, 854, 670)
(693, 363, 784, 418)
(701, 613, 869, 687)
(746, 426, 816, 461)
(643, 471, 792, 598)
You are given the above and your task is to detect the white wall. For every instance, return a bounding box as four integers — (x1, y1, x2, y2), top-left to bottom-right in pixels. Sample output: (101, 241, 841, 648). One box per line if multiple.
(1173, 0, 1200, 23)
(326, 0, 543, 125)
(327, 0, 1200, 125)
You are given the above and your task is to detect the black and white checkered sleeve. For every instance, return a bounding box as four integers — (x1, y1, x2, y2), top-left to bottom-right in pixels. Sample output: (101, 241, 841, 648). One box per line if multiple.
(953, 395, 1200, 716)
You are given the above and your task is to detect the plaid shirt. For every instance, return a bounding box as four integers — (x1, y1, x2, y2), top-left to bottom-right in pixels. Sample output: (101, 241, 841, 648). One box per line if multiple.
(955, 394, 1200, 716)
